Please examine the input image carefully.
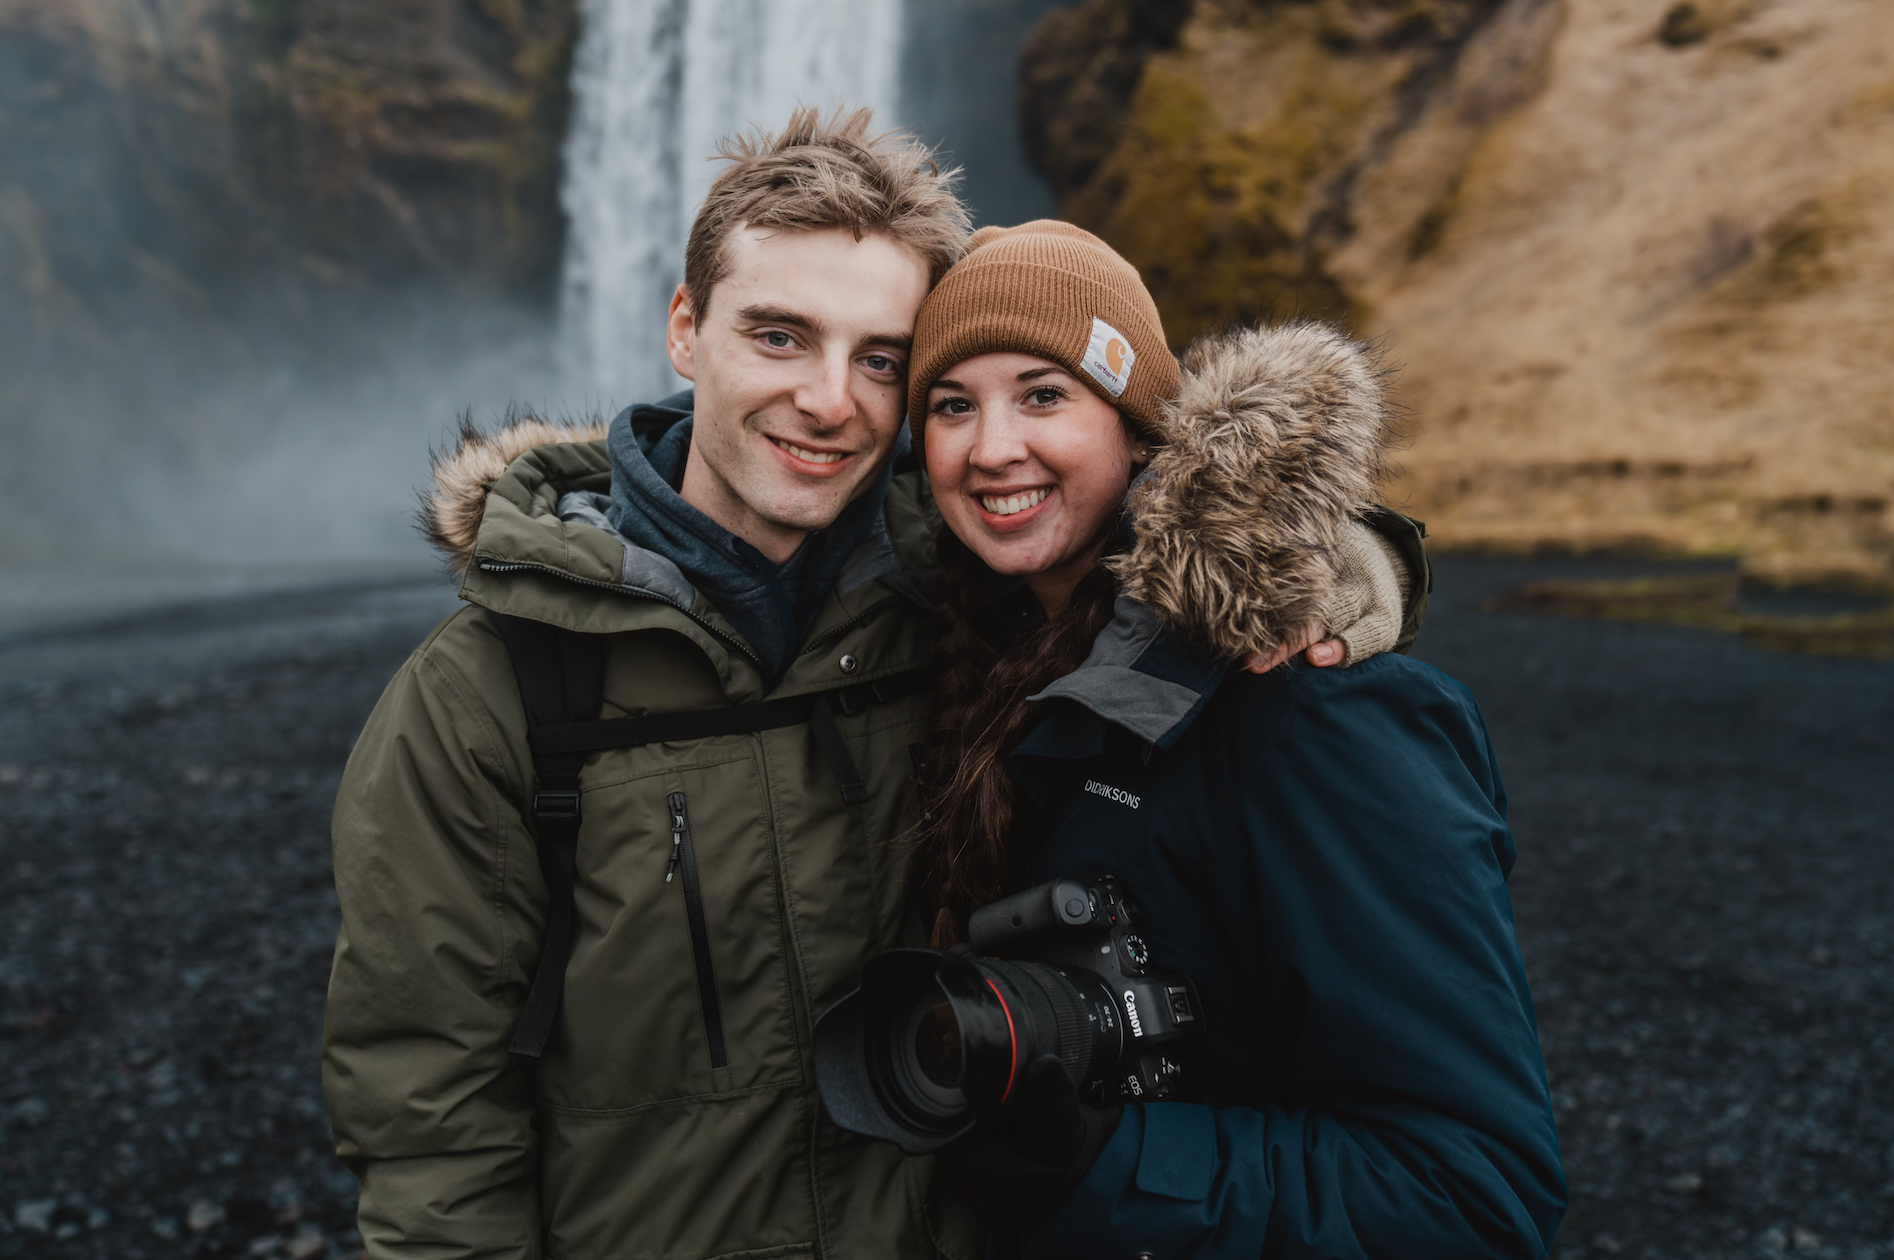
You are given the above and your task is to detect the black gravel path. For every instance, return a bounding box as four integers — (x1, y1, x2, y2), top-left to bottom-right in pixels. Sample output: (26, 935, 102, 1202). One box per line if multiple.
(0, 558, 1889, 1259)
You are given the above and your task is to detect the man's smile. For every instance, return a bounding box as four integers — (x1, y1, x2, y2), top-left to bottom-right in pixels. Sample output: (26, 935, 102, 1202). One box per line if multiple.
(767, 435, 856, 470)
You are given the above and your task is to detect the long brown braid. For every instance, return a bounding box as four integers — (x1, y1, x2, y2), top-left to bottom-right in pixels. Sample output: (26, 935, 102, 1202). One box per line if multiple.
(914, 526, 1122, 926)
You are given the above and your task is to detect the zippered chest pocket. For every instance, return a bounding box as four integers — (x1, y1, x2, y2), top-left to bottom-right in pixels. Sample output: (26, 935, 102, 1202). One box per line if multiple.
(667, 791, 727, 1069)
(542, 757, 799, 1110)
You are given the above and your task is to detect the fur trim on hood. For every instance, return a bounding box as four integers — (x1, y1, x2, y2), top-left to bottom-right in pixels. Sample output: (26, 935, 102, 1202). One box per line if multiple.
(420, 412, 609, 573)
(1108, 322, 1394, 664)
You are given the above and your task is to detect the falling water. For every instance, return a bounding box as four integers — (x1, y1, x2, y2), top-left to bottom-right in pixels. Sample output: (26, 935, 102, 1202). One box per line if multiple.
(559, 0, 904, 406)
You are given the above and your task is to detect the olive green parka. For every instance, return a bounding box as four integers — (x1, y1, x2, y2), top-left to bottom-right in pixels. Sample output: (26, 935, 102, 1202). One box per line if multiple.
(322, 419, 984, 1260)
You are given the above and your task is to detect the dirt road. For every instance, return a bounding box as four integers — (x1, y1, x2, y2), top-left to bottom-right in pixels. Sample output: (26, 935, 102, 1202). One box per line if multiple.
(1, 559, 1888, 1258)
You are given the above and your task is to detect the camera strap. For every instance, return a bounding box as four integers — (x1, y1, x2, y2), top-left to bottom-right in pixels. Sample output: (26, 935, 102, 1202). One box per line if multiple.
(490, 611, 927, 1058)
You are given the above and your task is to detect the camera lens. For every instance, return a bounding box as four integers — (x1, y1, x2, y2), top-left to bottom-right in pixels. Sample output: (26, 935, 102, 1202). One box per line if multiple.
(912, 999, 962, 1089)
(885, 985, 966, 1118)
(814, 948, 1124, 1154)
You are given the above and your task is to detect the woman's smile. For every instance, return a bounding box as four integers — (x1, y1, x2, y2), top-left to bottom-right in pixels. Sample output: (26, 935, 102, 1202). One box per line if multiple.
(974, 485, 1055, 528)
(979, 487, 1050, 516)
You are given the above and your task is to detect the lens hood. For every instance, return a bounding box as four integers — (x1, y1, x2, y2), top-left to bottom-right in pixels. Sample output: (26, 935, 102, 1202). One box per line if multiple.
(813, 949, 980, 1154)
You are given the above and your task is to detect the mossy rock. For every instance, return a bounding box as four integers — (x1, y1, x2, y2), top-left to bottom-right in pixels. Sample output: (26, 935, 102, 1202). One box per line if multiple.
(1022, 0, 1497, 346)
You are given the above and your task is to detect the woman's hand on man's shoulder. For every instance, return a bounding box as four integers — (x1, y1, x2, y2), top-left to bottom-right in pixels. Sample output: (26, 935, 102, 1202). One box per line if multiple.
(1239, 630, 1347, 674)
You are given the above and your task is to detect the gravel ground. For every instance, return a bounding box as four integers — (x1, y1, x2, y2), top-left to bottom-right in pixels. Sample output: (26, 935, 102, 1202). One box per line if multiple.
(0, 578, 460, 1259)
(0, 557, 1889, 1259)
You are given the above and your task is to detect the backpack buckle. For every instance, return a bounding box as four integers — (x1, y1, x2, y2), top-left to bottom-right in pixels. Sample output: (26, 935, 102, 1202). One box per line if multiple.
(533, 789, 582, 824)
(831, 677, 897, 718)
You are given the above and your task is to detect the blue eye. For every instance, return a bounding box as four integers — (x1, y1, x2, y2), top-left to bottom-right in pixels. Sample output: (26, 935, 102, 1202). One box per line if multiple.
(765, 331, 791, 348)
(864, 355, 894, 373)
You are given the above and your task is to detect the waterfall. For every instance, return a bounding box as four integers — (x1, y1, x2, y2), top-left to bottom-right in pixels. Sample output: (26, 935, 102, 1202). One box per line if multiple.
(559, 0, 904, 407)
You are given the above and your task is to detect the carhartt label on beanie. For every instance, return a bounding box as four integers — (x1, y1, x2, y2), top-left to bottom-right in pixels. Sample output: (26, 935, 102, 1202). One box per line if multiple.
(1082, 316, 1135, 397)
(907, 219, 1179, 449)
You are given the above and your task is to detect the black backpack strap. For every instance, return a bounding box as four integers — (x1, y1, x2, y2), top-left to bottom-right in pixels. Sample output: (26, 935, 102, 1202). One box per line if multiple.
(491, 613, 605, 1059)
(522, 668, 928, 774)
(807, 695, 869, 805)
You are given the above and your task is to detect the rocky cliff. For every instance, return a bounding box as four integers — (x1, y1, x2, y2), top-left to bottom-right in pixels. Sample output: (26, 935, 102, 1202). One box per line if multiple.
(1023, 0, 1894, 586)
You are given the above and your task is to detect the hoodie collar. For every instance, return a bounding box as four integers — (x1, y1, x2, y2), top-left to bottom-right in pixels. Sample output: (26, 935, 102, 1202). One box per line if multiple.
(602, 395, 901, 686)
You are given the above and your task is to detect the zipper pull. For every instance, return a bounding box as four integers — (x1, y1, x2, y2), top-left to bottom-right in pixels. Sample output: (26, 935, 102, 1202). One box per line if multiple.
(666, 793, 686, 883)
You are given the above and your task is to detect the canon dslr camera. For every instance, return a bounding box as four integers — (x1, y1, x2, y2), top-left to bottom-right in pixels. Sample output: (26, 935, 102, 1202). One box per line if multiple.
(813, 875, 1200, 1154)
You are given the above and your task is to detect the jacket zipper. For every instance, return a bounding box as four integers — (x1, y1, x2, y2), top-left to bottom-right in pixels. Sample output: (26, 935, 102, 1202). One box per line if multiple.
(667, 792, 728, 1069)
(799, 595, 900, 657)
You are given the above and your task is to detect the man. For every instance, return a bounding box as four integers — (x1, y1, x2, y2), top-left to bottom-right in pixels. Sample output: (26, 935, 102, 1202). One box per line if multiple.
(325, 106, 987, 1260)
(322, 108, 1416, 1258)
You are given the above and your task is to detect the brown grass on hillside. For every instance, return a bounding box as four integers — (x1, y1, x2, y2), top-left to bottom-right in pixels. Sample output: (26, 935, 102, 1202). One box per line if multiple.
(1033, 0, 1894, 587)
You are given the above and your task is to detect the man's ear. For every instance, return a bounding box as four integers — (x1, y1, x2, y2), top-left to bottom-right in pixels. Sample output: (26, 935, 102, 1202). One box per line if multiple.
(665, 283, 698, 381)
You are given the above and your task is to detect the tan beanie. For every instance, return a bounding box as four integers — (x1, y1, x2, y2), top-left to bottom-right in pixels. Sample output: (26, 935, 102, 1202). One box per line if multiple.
(906, 220, 1178, 451)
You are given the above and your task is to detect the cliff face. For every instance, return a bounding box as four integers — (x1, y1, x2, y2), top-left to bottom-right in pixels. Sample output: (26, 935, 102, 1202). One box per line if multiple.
(0, 0, 575, 330)
(1023, 0, 1894, 586)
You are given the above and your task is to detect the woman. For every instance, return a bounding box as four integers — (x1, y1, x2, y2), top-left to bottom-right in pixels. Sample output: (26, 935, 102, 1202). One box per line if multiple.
(905, 222, 1566, 1258)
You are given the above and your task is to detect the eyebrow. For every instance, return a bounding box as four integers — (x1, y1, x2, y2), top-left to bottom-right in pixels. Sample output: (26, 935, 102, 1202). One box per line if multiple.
(859, 330, 912, 353)
(737, 305, 825, 336)
(930, 366, 1071, 393)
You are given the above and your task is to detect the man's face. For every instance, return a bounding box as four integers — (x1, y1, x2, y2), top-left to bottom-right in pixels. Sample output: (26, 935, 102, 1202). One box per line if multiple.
(667, 226, 931, 563)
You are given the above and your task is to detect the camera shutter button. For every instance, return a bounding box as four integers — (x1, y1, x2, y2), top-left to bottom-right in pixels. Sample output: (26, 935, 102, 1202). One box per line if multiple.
(1064, 896, 1087, 918)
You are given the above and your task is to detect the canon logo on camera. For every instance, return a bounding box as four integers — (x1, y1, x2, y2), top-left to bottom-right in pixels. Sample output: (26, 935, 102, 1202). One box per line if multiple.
(1123, 988, 1144, 1037)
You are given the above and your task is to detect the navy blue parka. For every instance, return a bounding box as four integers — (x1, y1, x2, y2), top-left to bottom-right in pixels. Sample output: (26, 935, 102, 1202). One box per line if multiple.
(998, 592, 1566, 1259)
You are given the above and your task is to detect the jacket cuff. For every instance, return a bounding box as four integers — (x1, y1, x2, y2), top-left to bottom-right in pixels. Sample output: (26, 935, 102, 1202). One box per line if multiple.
(1020, 1103, 1225, 1259)
(1328, 518, 1409, 665)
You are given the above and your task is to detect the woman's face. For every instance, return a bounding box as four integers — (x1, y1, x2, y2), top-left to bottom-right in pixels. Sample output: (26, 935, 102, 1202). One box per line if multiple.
(924, 352, 1142, 591)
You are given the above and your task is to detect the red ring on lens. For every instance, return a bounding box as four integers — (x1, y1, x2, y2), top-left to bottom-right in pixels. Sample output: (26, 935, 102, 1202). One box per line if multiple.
(984, 978, 1019, 1104)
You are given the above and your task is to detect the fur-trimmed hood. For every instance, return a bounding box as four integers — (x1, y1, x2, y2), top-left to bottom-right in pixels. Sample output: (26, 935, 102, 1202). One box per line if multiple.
(420, 414, 609, 574)
(1108, 321, 1394, 663)
(414, 402, 924, 664)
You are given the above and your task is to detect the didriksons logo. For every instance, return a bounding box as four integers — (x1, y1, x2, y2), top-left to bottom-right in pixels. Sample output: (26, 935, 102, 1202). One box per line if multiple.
(1084, 779, 1140, 809)
(1081, 316, 1135, 397)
